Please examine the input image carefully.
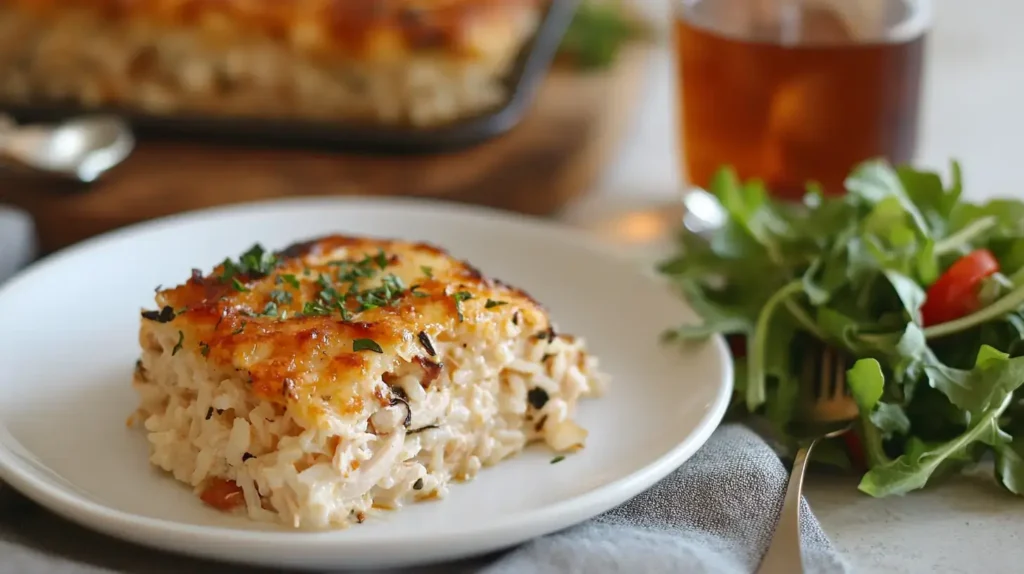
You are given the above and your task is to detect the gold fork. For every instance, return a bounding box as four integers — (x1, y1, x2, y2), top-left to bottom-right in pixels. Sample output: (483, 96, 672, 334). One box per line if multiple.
(756, 345, 859, 574)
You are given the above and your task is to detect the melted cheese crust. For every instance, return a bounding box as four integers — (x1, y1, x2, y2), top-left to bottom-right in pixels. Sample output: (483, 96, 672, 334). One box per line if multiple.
(147, 235, 550, 424)
(0, 0, 541, 60)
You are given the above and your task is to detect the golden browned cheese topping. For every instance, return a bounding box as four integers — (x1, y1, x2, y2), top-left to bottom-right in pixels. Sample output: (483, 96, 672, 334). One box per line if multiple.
(146, 236, 548, 420)
(0, 0, 542, 58)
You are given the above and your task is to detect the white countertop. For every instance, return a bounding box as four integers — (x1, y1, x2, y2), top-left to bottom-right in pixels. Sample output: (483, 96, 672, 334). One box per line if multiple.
(566, 1, 1024, 572)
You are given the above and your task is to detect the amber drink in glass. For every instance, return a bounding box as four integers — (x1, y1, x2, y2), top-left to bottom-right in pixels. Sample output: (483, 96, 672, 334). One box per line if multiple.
(675, 0, 931, 198)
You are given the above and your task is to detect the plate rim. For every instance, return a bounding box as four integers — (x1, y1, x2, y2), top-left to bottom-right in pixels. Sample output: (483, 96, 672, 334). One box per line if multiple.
(0, 196, 733, 567)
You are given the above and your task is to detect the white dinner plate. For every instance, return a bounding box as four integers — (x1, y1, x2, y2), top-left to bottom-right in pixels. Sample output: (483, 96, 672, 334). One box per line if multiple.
(0, 197, 731, 571)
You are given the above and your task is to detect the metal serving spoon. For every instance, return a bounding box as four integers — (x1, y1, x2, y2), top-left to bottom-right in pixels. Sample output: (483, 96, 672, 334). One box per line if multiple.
(0, 114, 135, 182)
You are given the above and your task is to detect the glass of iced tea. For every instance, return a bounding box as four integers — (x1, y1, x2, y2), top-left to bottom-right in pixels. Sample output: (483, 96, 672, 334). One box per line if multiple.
(675, 0, 931, 199)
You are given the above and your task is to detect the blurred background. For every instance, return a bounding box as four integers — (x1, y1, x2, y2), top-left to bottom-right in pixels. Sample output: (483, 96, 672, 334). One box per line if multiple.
(585, 0, 1015, 251)
(0, 0, 1014, 262)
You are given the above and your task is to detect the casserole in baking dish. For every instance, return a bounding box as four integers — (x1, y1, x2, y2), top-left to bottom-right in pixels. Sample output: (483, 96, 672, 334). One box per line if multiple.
(0, 0, 544, 128)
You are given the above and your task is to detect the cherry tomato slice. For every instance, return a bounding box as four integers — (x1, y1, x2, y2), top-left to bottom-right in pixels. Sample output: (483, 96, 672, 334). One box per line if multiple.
(726, 334, 747, 358)
(842, 430, 867, 471)
(200, 478, 245, 511)
(921, 249, 1000, 327)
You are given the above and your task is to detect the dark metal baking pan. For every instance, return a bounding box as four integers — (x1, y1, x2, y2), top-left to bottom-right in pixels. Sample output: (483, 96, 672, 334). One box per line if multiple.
(1, 0, 580, 154)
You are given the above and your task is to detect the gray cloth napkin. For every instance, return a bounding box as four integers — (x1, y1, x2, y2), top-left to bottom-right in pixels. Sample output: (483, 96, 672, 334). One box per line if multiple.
(0, 425, 848, 574)
(0, 210, 847, 573)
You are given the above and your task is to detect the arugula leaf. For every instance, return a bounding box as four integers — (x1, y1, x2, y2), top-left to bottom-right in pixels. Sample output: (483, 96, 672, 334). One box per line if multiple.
(949, 199, 1024, 242)
(994, 436, 1024, 495)
(924, 346, 1024, 423)
(859, 346, 1024, 496)
(661, 279, 755, 341)
(870, 403, 911, 438)
(859, 392, 1013, 497)
(713, 170, 793, 265)
(896, 161, 961, 237)
(847, 359, 884, 412)
(747, 281, 804, 409)
(883, 271, 926, 325)
(846, 359, 891, 469)
(809, 438, 853, 470)
(659, 158, 1024, 499)
(762, 315, 801, 433)
(845, 160, 931, 237)
(852, 323, 929, 400)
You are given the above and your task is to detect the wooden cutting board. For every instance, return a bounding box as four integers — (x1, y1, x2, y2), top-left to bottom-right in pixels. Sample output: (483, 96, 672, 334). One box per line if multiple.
(0, 44, 653, 254)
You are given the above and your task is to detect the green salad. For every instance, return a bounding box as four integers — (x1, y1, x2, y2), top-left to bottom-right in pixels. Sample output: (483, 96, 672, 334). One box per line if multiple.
(658, 159, 1024, 497)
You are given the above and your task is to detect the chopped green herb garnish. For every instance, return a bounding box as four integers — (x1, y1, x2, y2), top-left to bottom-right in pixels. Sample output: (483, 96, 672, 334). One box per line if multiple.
(386, 273, 405, 291)
(335, 255, 378, 283)
(231, 277, 249, 292)
(231, 321, 247, 335)
(452, 291, 473, 322)
(262, 302, 279, 317)
(199, 342, 210, 357)
(355, 274, 406, 310)
(301, 301, 332, 317)
(280, 274, 301, 289)
(353, 338, 383, 353)
(219, 244, 279, 282)
(269, 289, 293, 305)
(294, 254, 413, 321)
(485, 299, 507, 309)
(551, 456, 565, 464)
(238, 244, 278, 276)
(421, 266, 433, 278)
(172, 331, 184, 355)
(410, 285, 429, 298)
(218, 258, 239, 281)
(310, 273, 355, 320)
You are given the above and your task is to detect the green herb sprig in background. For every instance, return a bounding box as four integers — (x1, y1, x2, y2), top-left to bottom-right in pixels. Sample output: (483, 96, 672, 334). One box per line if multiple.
(559, 0, 647, 70)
